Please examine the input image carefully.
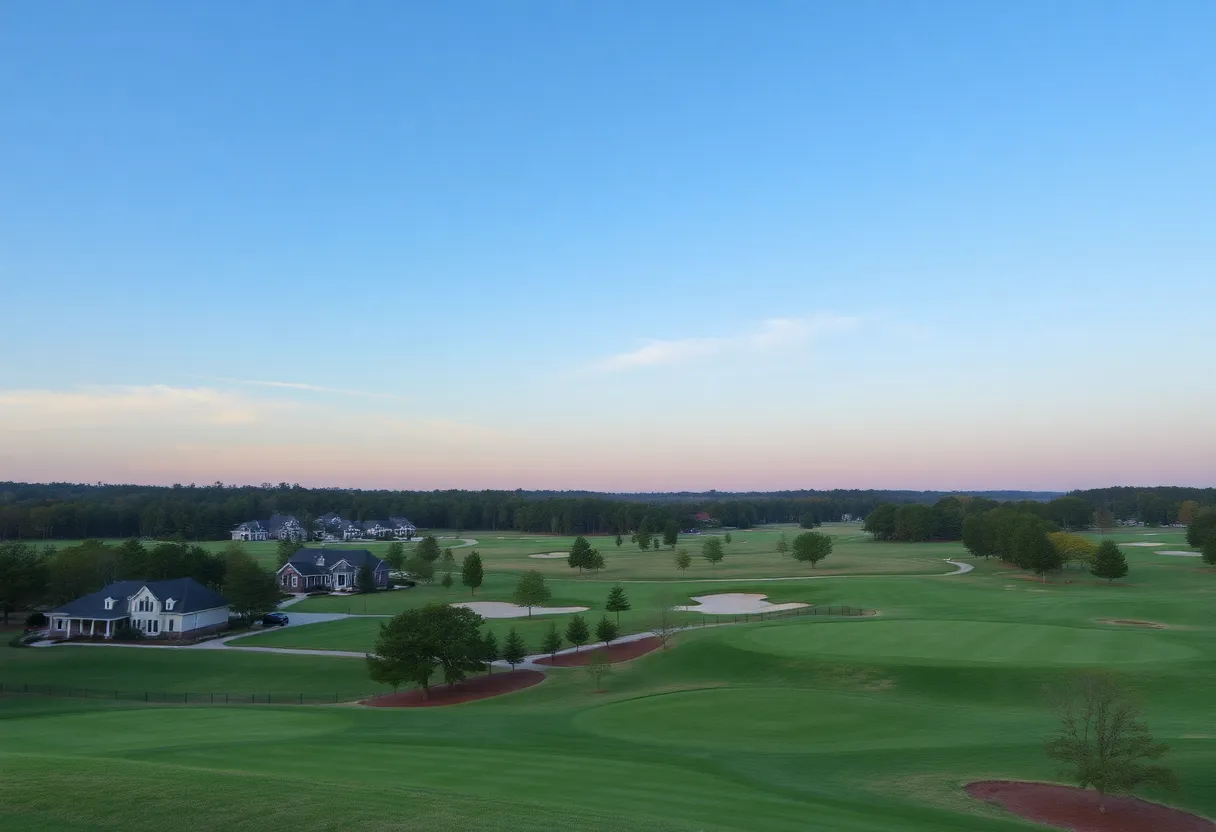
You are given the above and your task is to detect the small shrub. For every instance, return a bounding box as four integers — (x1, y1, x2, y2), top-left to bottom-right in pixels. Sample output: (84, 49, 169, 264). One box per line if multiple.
(113, 624, 143, 641)
(24, 612, 47, 629)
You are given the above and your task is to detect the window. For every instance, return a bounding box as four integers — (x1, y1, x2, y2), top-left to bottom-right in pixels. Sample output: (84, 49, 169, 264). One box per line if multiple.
(291, 575, 298, 588)
(55, 619, 65, 630)
(104, 597, 115, 611)
(148, 619, 158, 634)
(165, 598, 175, 611)
(167, 619, 174, 632)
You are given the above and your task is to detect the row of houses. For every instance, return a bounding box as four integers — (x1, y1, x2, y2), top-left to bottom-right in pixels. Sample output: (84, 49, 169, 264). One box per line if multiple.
(46, 547, 392, 640)
(231, 513, 417, 542)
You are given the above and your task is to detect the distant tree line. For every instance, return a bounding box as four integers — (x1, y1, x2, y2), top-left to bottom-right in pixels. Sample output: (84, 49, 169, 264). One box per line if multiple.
(0, 482, 972, 541)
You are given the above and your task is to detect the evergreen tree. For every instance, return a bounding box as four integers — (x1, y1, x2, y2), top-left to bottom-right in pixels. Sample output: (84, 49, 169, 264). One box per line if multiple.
(565, 614, 590, 651)
(357, 563, 377, 593)
(541, 620, 562, 657)
(588, 549, 605, 574)
(461, 550, 483, 594)
(502, 627, 527, 668)
(636, 528, 652, 550)
(615, 533, 623, 548)
(513, 570, 551, 616)
(568, 536, 593, 572)
(724, 532, 732, 545)
(1091, 540, 1129, 582)
(605, 584, 630, 624)
(416, 535, 441, 562)
(440, 548, 456, 574)
(440, 570, 453, 588)
(481, 629, 499, 673)
(663, 521, 679, 549)
(595, 615, 619, 646)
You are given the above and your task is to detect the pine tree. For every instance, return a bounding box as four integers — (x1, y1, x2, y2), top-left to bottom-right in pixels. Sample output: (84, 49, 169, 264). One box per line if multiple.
(541, 620, 562, 657)
(605, 584, 630, 624)
(595, 615, 619, 646)
(441, 571, 453, 588)
(481, 629, 499, 673)
(502, 628, 527, 668)
(568, 536, 593, 572)
(565, 614, 590, 651)
(1091, 540, 1129, 583)
(614, 533, 623, 548)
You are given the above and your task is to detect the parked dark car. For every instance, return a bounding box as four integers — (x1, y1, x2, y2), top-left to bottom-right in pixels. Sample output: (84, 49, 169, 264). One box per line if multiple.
(262, 612, 289, 627)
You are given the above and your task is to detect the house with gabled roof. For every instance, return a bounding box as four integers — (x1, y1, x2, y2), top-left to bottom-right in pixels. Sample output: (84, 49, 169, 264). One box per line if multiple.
(231, 520, 269, 541)
(389, 516, 417, 539)
(276, 548, 389, 592)
(267, 513, 306, 541)
(47, 578, 230, 640)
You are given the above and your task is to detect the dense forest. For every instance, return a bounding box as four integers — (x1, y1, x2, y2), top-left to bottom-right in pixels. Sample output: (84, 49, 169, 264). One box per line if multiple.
(0, 481, 1209, 542)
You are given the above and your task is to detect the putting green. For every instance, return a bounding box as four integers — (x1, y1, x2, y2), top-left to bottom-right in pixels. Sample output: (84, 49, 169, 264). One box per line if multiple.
(575, 687, 1028, 752)
(732, 619, 1197, 666)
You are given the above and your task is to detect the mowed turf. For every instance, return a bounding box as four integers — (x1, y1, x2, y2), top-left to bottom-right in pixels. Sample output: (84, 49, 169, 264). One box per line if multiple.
(3, 531, 1214, 831)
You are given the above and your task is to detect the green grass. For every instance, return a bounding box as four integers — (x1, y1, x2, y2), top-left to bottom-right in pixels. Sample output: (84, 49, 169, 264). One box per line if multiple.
(4, 528, 1215, 831)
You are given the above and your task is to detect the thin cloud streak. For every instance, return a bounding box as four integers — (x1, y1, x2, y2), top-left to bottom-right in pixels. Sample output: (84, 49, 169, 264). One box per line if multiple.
(211, 377, 410, 401)
(588, 313, 860, 373)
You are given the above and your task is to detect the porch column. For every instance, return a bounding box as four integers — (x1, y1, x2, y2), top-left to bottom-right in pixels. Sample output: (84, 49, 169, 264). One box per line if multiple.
(105, 620, 112, 638)
(89, 620, 95, 637)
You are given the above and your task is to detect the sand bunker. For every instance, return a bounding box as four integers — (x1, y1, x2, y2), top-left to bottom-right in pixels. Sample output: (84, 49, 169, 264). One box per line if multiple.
(1121, 542, 1165, 547)
(451, 601, 588, 619)
(528, 552, 568, 559)
(1102, 619, 1167, 629)
(1159, 550, 1202, 557)
(674, 593, 808, 615)
(966, 780, 1214, 832)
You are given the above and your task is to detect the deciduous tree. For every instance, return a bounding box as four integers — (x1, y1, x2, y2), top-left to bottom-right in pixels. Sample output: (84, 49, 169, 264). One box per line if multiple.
(675, 548, 691, 574)
(405, 554, 434, 583)
(368, 604, 485, 698)
(461, 550, 483, 595)
(385, 541, 406, 570)
(586, 650, 611, 692)
(1201, 538, 1216, 566)
(276, 538, 303, 567)
(605, 584, 630, 624)
(513, 570, 551, 617)
(1046, 672, 1174, 812)
(565, 614, 590, 651)
(614, 533, 623, 548)
(792, 531, 832, 568)
(724, 532, 732, 545)
(1050, 532, 1099, 570)
(1093, 508, 1116, 536)
(0, 542, 46, 625)
(1187, 509, 1216, 549)
(1091, 540, 1129, 583)
(222, 547, 280, 624)
(775, 533, 789, 558)
(701, 537, 725, 567)
(636, 528, 652, 550)
(587, 549, 605, 574)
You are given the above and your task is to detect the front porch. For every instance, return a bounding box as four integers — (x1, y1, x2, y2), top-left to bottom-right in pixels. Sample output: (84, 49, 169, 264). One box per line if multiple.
(49, 616, 128, 640)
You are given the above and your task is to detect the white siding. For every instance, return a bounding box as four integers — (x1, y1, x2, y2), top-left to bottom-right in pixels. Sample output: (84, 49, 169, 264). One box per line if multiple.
(181, 606, 229, 633)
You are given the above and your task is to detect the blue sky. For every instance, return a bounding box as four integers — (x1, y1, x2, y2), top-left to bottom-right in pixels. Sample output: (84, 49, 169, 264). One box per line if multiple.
(2, 1, 1213, 490)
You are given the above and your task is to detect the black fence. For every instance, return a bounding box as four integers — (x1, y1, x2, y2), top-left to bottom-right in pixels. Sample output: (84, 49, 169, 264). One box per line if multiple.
(0, 682, 375, 705)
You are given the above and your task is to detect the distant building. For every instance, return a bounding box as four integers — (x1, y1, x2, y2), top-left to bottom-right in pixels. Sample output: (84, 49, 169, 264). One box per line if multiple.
(267, 514, 307, 541)
(231, 521, 269, 541)
(276, 548, 389, 592)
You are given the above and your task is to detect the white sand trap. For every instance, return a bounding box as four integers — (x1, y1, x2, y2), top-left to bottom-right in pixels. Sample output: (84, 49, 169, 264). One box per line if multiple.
(1120, 542, 1165, 547)
(674, 593, 808, 615)
(528, 552, 568, 559)
(1158, 550, 1202, 557)
(450, 601, 588, 619)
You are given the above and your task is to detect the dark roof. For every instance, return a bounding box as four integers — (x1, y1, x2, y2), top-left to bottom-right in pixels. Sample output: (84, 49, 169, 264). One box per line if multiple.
(49, 578, 229, 620)
(285, 547, 387, 573)
(389, 516, 415, 527)
(267, 514, 301, 534)
(233, 520, 265, 531)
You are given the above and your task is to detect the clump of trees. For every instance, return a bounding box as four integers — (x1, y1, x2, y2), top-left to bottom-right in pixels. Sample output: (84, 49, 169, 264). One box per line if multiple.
(1045, 671, 1174, 812)
(568, 537, 604, 573)
(963, 509, 1065, 580)
(368, 604, 486, 698)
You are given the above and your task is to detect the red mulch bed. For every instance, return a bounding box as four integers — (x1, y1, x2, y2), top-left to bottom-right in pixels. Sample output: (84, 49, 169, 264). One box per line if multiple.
(966, 781, 1215, 832)
(534, 636, 661, 667)
(362, 669, 543, 708)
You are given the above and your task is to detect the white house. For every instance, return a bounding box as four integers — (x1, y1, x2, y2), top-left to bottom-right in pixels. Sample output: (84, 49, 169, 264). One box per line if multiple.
(231, 521, 269, 541)
(46, 578, 230, 640)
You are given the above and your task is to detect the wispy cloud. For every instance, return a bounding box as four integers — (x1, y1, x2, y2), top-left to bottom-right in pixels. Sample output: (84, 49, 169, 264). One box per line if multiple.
(0, 385, 269, 428)
(588, 313, 860, 373)
(210, 377, 409, 401)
